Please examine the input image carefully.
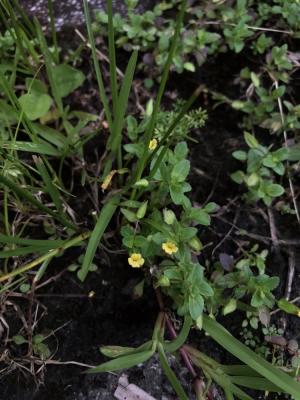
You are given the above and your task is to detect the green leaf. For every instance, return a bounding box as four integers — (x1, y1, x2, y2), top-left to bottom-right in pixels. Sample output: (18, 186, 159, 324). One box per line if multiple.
(171, 159, 190, 182)
(163, 209, 176, 225)
(265, 183, 284, 197)
(233, 151, 247, 161)
(109, 50, 138, 154)
(174, 142, 188, 159)
(223, 299, 237, 316)
(277, 298, 300, 316)
(13, 335, 27, 345)
(250, 72, 260, 88)
(164, 316, 192, 353)
(53, 64, 85, 98)
(136, 201, 148, 219)
(189, 208, 210, 226)
(189, 294, 204, 320)
(0, 234, 64, 248)
(100, 341, 153, 358)
(158, 343, 189, 400)
(79, 196, 119, 281)
(184, 62, 195, 72)
(25, 78, 48, 94)
(19, 92, 52, 120)
(244, 132, 259, 149)
(121, 208, 137, 222)
(170, 184, 185, 205)
(203, 316, 300, 399)
(287, 145, 300, 161)
(87, 349, 154, 373)
(1, 141, 61, 156)
(34, 156, 65, 216)
(83, 0, 112, 129)
(0, 174, 74, 229)
(230, 376, 282, 392)
(231, 171, 244, 184)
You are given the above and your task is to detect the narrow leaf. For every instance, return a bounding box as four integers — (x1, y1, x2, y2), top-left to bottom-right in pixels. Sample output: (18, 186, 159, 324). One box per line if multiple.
(79, 196, 120, 281)
(164, 316, 192, 353)
(157, 343, 189, 400)
(203, 316, 300, 399)
(86, 349, 154, 373)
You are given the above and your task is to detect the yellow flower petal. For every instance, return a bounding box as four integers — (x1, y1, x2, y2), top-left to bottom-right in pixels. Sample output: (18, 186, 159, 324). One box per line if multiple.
(149, 138, 158, 151)
(162, 241, 178, 255)
(128, 253, 145, 268)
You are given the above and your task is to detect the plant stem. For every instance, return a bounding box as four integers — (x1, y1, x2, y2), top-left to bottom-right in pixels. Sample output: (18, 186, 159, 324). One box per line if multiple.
(155, 289, 212, 399)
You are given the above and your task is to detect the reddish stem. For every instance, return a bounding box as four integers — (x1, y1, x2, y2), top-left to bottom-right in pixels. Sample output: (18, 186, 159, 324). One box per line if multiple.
(155, 289, 213, 399)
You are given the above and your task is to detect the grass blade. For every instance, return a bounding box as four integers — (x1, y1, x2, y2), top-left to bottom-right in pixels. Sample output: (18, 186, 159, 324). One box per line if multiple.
(87, 349, 154, 373)
(35, 19, 63, 115)
(33, 156, 65, 216)
(83, 0, 112, 130)
(0, 246, 46, 258)
(0, 174, 75, 230)
(47, 0, 59, 63)
(203, 315, 300, 399)
(107, 0, 118, 115)
(0, 234, 64, 248)
(2, 141, 61, 156)
(0, 232, 90, 283)
(157, 343, 189, 400)
(230, 376, 282, 392)
(79, 195, 120, 281)
(109, 50, 138, 160)
(133, 0, 188, 185)
(164, 316, 192, 353)
(100, 340, 153, 359)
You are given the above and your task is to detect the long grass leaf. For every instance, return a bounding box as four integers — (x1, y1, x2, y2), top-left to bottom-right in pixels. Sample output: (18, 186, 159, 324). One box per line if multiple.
(34, 156, 65, 215)
(0, 174, 75, 229)
(87, 349, 154, 373)
(164, 316, 192, 353)
(79, 195, 120, 281)
(0, 234, 64, 247)
(0, 246, 46, 258)
(157, 343, 189, 400)
(47, 0, 59, 63)
(35, 19, 63, 115)
(0, 232, 90, 283)
(83, 0, 112, 130)
(107, 0, 118, 115)
(230, 376, 282, 392)
(203, 316, 300, 399)
(109, 50, 138, 157)
(2, 141, 61, 156)
(100, 341, 153, 359)
(133, 0, 187, 184)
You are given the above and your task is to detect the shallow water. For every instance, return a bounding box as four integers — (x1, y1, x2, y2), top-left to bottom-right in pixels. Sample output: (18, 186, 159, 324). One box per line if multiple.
(18, 0, 157, 30)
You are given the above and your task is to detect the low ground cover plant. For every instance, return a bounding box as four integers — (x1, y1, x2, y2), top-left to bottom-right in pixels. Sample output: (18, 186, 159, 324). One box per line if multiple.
(0, 0, 300, 399)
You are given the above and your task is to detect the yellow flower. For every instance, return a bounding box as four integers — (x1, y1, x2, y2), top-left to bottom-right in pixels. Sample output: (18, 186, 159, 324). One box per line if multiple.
(128, 253, 145, 268)
(149, 138, 158, 151)
(162, 241, 178, 255)
(297, 310, 300, 318)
